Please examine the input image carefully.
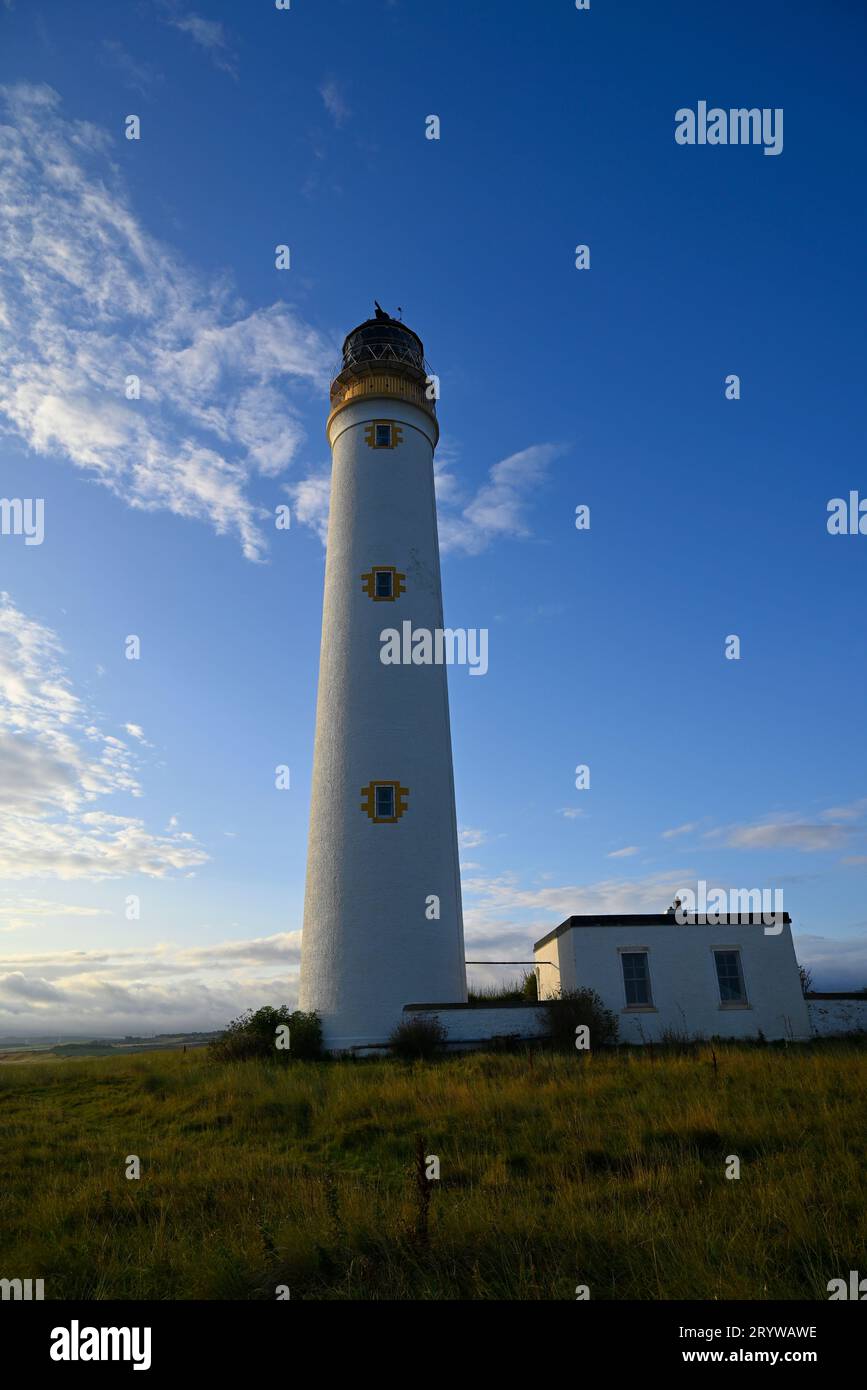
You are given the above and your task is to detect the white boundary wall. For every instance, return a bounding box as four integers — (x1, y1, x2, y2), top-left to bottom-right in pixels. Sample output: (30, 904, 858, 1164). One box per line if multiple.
(402, 1004, 549, 1045)
(397, 994, 867, 1048)
(807, 999, 867, 1036)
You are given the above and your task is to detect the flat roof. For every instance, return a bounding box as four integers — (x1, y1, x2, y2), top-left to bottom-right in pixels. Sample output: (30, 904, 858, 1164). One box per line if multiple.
(805, 992, 866, 1001)
(404, 1000, 546, 1012)
(533, 912, 792, 951)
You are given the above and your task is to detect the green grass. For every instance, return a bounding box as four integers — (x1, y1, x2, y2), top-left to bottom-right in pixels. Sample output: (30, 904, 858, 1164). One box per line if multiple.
(0, 1040, 864, 1300)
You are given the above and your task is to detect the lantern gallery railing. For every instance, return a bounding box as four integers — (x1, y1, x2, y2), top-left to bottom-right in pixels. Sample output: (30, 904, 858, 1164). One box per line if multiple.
(329, 369, 438, 422)
(333, 339, 433, 377)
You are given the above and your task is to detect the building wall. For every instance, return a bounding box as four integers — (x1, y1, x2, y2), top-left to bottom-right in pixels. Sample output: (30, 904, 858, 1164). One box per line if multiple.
(807, 999, 867, 1037)
(534, 933, 565, 998)
(402, 1003, 549, 1044)
(300, 396, 467, 1052)
(400, 993, 867, 1048)
(534, 920, 811, 1042)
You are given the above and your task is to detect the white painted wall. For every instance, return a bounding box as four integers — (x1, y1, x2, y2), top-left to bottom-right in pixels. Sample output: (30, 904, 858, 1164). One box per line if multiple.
(299, 394, 467, 1051)
(403, 996, 867, 1050)
(807, 999, 867, 1037)
(533, 935, 564, 1000)
(534, 920, 811, 1042)
(402, 1004, 549, 1044)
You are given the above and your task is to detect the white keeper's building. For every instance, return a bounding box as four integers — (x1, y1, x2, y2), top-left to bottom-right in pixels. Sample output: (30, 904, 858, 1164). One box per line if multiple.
(533, 912, 811, 1042)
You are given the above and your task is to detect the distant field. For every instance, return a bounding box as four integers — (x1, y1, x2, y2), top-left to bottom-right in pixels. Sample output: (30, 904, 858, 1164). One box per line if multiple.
(0, 1035, 214, 1063)
(0, 1040, 864, 1300)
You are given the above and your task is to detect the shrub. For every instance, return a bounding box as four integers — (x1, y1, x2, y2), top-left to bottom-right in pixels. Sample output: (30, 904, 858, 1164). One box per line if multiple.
(209, 1005, 322, 1063)
(284, 1010, 324, 1060)
(388, 1014, 447, 1061)
(522, 969, 538, 1001)
(543, 987, 619, 1052)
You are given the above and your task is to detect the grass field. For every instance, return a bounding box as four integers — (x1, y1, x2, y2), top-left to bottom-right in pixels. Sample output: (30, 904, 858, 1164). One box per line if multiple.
(0, 1040, 864, 1300)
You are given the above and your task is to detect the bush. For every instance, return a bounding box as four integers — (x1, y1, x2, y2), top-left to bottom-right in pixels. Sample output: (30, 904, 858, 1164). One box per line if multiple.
(543, 987, 619, 1052)
(521, 969, 538, 1002)
(388, 1014, 447, 1061)
(209, 1005, 322, 1063)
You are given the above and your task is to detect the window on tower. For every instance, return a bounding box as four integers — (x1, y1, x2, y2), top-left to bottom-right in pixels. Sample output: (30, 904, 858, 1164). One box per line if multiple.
(365, 420, 403, 450)
(375, 785, 396, 820)
(361, 566, 405, 601)
(374, 569, 394, 599)
(361, 779, 409, 822)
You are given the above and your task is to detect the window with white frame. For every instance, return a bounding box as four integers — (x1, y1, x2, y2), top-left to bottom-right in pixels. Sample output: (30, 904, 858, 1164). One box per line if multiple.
(374, 784, 396, 820)
(621, 951, 652, 1007)
(714, 949, 747, 1005)
(375, 423, 393, 448)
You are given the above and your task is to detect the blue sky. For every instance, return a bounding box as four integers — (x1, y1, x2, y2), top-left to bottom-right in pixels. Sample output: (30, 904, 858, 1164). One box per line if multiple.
(0, 0, 865, 1033)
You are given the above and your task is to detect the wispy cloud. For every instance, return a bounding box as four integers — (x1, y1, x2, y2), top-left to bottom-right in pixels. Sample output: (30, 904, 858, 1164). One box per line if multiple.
(608, 845, 641, 858)
(437, 443, 566, 555)
(712, 817, 855, 853)
(0, 593, 207, 881)
(319, 78, 349, 128)
(168, 13, 237, 78)
(668, 802, 867, 855)
(0, 84, 334, 562)
(286, 471, 331, 544)
(0, 898, 110, 932)
(458, 827, 488, 849)
(99, 39, 163, 95)
(819, 799, 867, 822)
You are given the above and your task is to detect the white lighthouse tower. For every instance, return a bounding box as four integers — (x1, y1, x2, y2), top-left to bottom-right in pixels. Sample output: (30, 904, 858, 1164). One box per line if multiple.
(299, 306, 468, 1051)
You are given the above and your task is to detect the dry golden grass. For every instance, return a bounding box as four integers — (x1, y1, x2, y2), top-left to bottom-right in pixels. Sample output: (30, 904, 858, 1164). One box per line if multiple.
(0, 1040, 864, 1299)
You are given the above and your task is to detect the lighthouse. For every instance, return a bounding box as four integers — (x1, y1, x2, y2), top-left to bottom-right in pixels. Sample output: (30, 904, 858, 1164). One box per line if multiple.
(299, 307, 468, 1050)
